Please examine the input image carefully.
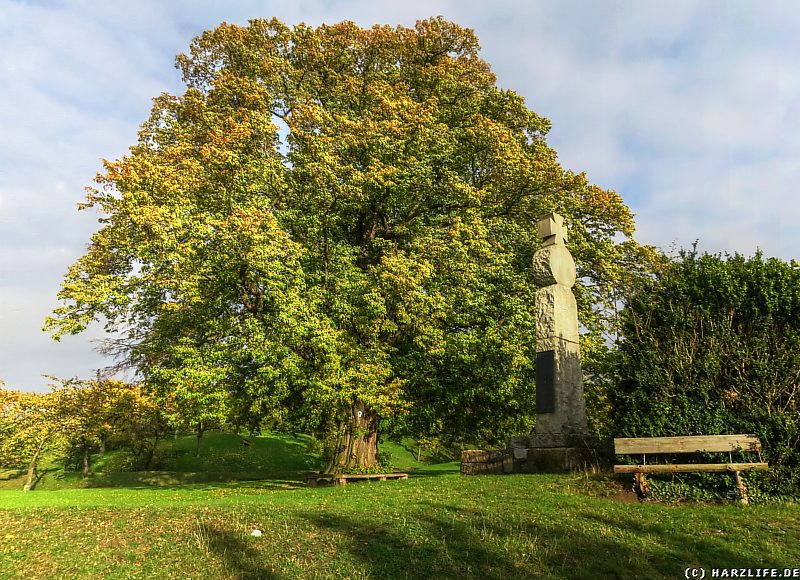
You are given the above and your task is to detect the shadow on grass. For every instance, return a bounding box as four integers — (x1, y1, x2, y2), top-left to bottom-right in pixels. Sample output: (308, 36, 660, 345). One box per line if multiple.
(0, 468, 306, 493)
(203, 525, 280, 579)
(29, 469, 48, 490)
(0, 469, 25, 481)
(405, 464, 460, 478)
(0, 468, 52, 491)
(82, 471, 306, 490)
(295, 502, 790, 579)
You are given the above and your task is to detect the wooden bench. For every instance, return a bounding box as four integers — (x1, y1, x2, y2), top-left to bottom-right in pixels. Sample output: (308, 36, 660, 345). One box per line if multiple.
(613, 434, 768, 504)
(306, 471, 409, 487)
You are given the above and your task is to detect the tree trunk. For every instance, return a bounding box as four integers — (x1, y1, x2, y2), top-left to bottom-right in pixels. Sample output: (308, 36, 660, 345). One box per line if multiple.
(24, 447, 43, 491)
(82, 443, 90, 478)
(99, 436, 106, 457)
(143, 443, 155, 471)
(324, 402, 379, 474)
(195, 422, 204, 458)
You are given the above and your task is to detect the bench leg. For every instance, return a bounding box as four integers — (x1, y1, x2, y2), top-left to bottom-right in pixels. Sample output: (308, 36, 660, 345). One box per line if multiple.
(632, 472, 651, 499)
(734, 471, 749, 505)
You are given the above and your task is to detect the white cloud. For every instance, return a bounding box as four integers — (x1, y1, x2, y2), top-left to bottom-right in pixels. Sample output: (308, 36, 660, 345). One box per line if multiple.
(1, 0, 799, 391)
(483, 2, 800, 261)
(0, 286, 115, 393)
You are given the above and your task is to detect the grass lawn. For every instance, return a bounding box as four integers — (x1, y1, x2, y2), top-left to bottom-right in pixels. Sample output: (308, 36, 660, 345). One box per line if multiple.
(0, 434, 798, 578)
(2, 475, 799, 579)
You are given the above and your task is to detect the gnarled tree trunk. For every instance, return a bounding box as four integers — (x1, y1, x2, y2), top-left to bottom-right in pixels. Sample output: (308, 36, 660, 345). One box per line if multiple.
(324, 402, 379, 474)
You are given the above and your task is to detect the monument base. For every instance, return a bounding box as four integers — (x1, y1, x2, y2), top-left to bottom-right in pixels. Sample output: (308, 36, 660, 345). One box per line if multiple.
(506, 433, 601, 473)
(508, 433, 585, 449)
(460, 437, 602, 476)
(508, 446, 599, 473)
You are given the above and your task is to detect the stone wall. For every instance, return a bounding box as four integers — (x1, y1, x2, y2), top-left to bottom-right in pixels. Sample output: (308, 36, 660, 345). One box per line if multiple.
(460, 449, 513, 475)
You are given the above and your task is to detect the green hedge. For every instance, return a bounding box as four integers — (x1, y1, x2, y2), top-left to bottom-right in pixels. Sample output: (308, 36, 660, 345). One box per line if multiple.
(611, 248, 800, 498)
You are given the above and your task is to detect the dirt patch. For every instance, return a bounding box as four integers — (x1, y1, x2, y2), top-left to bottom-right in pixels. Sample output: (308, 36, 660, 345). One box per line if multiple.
(608, 489, 640, 503)
(587, 476, 641, 503)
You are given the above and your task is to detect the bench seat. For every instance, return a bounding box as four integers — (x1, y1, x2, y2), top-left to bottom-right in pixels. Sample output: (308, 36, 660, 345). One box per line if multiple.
(306, 472, 408, 487)
(614, 462, 768, 474)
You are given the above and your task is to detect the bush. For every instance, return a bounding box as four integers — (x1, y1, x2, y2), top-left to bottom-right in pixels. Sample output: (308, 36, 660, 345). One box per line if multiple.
(611, 247, 800, 498)
(376, 450, 394, 471)
(99, 447, 174, 473)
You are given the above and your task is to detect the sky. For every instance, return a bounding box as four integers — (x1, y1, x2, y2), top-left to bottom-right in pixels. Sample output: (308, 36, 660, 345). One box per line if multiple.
(1, 0, 798, 392)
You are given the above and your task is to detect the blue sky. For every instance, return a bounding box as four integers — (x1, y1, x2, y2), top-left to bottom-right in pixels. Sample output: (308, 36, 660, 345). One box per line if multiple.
(1, 0, 798, 392)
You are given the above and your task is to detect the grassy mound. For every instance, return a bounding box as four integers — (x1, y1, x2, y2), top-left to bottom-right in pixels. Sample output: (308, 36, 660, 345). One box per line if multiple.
(164, 432, 319, 474)
(0, 432, 455, 491)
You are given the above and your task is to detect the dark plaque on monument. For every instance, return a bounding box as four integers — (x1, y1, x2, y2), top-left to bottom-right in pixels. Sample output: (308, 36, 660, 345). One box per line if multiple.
(536, 349, 555, 413)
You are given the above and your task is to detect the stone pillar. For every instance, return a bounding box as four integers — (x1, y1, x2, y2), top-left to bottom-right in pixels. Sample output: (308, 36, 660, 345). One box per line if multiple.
(528, 213, 588, 447)
(504, 213, 597, 473)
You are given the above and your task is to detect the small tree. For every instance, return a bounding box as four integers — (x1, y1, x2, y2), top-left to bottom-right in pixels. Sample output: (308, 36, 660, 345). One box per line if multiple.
(108, 384, 171, 471)
(0, 383, 77, 490)
(57, 378, 152, 476)
(147, 358, 229, 458)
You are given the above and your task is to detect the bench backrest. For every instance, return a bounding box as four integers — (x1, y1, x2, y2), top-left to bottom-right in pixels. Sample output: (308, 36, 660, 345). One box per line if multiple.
(615, 434, 761, 455)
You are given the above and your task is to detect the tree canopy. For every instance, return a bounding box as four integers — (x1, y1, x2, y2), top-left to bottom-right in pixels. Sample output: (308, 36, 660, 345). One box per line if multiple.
(46, 17, 648, 470)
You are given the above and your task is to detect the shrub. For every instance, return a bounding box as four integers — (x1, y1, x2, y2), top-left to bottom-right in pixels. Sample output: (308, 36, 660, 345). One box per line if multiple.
(611, 247, 800, 497)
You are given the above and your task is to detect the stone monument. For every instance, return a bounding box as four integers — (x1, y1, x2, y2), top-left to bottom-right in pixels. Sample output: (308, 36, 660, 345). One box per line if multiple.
(506, 213, 595, 471)
(461, 213, 598, 476)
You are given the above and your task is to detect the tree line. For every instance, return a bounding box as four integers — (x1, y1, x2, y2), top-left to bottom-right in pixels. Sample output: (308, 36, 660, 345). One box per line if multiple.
(3, 248, 799, 496)
(0, 379, 169, 489)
